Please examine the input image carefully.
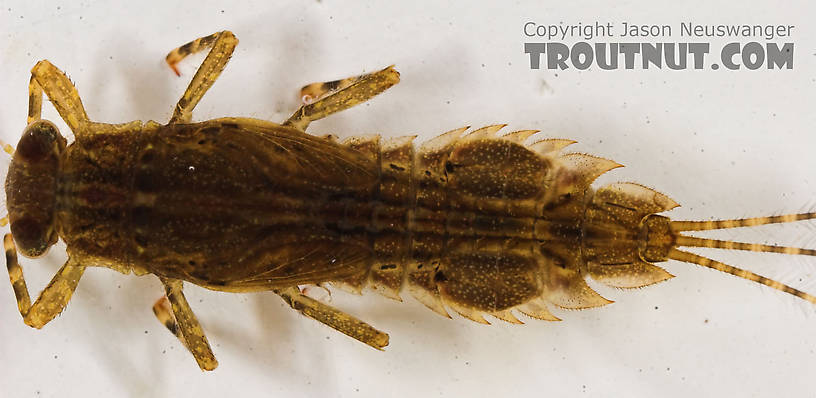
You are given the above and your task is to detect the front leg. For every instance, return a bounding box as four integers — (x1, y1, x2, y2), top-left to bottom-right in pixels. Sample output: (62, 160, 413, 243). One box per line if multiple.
(4, 234, 86, 328)
(29, 61, 90, 132)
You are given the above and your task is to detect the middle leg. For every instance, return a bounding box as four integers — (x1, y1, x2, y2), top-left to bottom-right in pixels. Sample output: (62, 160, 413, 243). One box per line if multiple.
(158, 277, 218, 371)
(166, 31, 239, 124)
(152, 296, 183, 342)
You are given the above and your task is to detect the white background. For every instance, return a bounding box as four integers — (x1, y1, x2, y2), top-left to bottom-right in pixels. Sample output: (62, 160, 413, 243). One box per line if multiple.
(1, 1, 815, 397)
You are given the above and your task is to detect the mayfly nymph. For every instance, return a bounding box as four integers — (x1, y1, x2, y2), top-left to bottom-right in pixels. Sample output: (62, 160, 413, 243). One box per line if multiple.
(5, 31, 816, 371)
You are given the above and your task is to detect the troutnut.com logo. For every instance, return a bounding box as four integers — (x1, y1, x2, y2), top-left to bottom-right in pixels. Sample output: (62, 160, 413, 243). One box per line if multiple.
(524, 22, 794, 70)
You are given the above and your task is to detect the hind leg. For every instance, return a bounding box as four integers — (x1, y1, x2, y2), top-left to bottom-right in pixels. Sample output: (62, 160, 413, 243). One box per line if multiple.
(298, 72, 372, 105)
(165, 31, 239, 124)
(275, 287, 389, 349)
(283, 66, 400, 131)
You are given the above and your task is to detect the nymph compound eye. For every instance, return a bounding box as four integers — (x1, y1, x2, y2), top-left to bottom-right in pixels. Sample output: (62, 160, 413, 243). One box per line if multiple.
(9, 216, 55, 257)
(17, 120, 63, 162)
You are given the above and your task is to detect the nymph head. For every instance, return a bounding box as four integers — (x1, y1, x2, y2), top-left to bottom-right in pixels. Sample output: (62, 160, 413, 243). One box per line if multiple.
(5, 120, 66, 257)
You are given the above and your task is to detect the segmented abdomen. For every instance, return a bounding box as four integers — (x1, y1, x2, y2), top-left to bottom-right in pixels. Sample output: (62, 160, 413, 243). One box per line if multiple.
(333, 125, 679, 324)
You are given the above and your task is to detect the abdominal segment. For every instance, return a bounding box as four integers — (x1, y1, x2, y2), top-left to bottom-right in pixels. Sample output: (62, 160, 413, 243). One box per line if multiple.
(328, 125, 678, 323)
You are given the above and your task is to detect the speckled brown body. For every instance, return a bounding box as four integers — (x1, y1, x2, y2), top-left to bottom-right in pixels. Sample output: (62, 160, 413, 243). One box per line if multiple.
(51, 116, 685, 323)
(9, 31, 816, 371)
